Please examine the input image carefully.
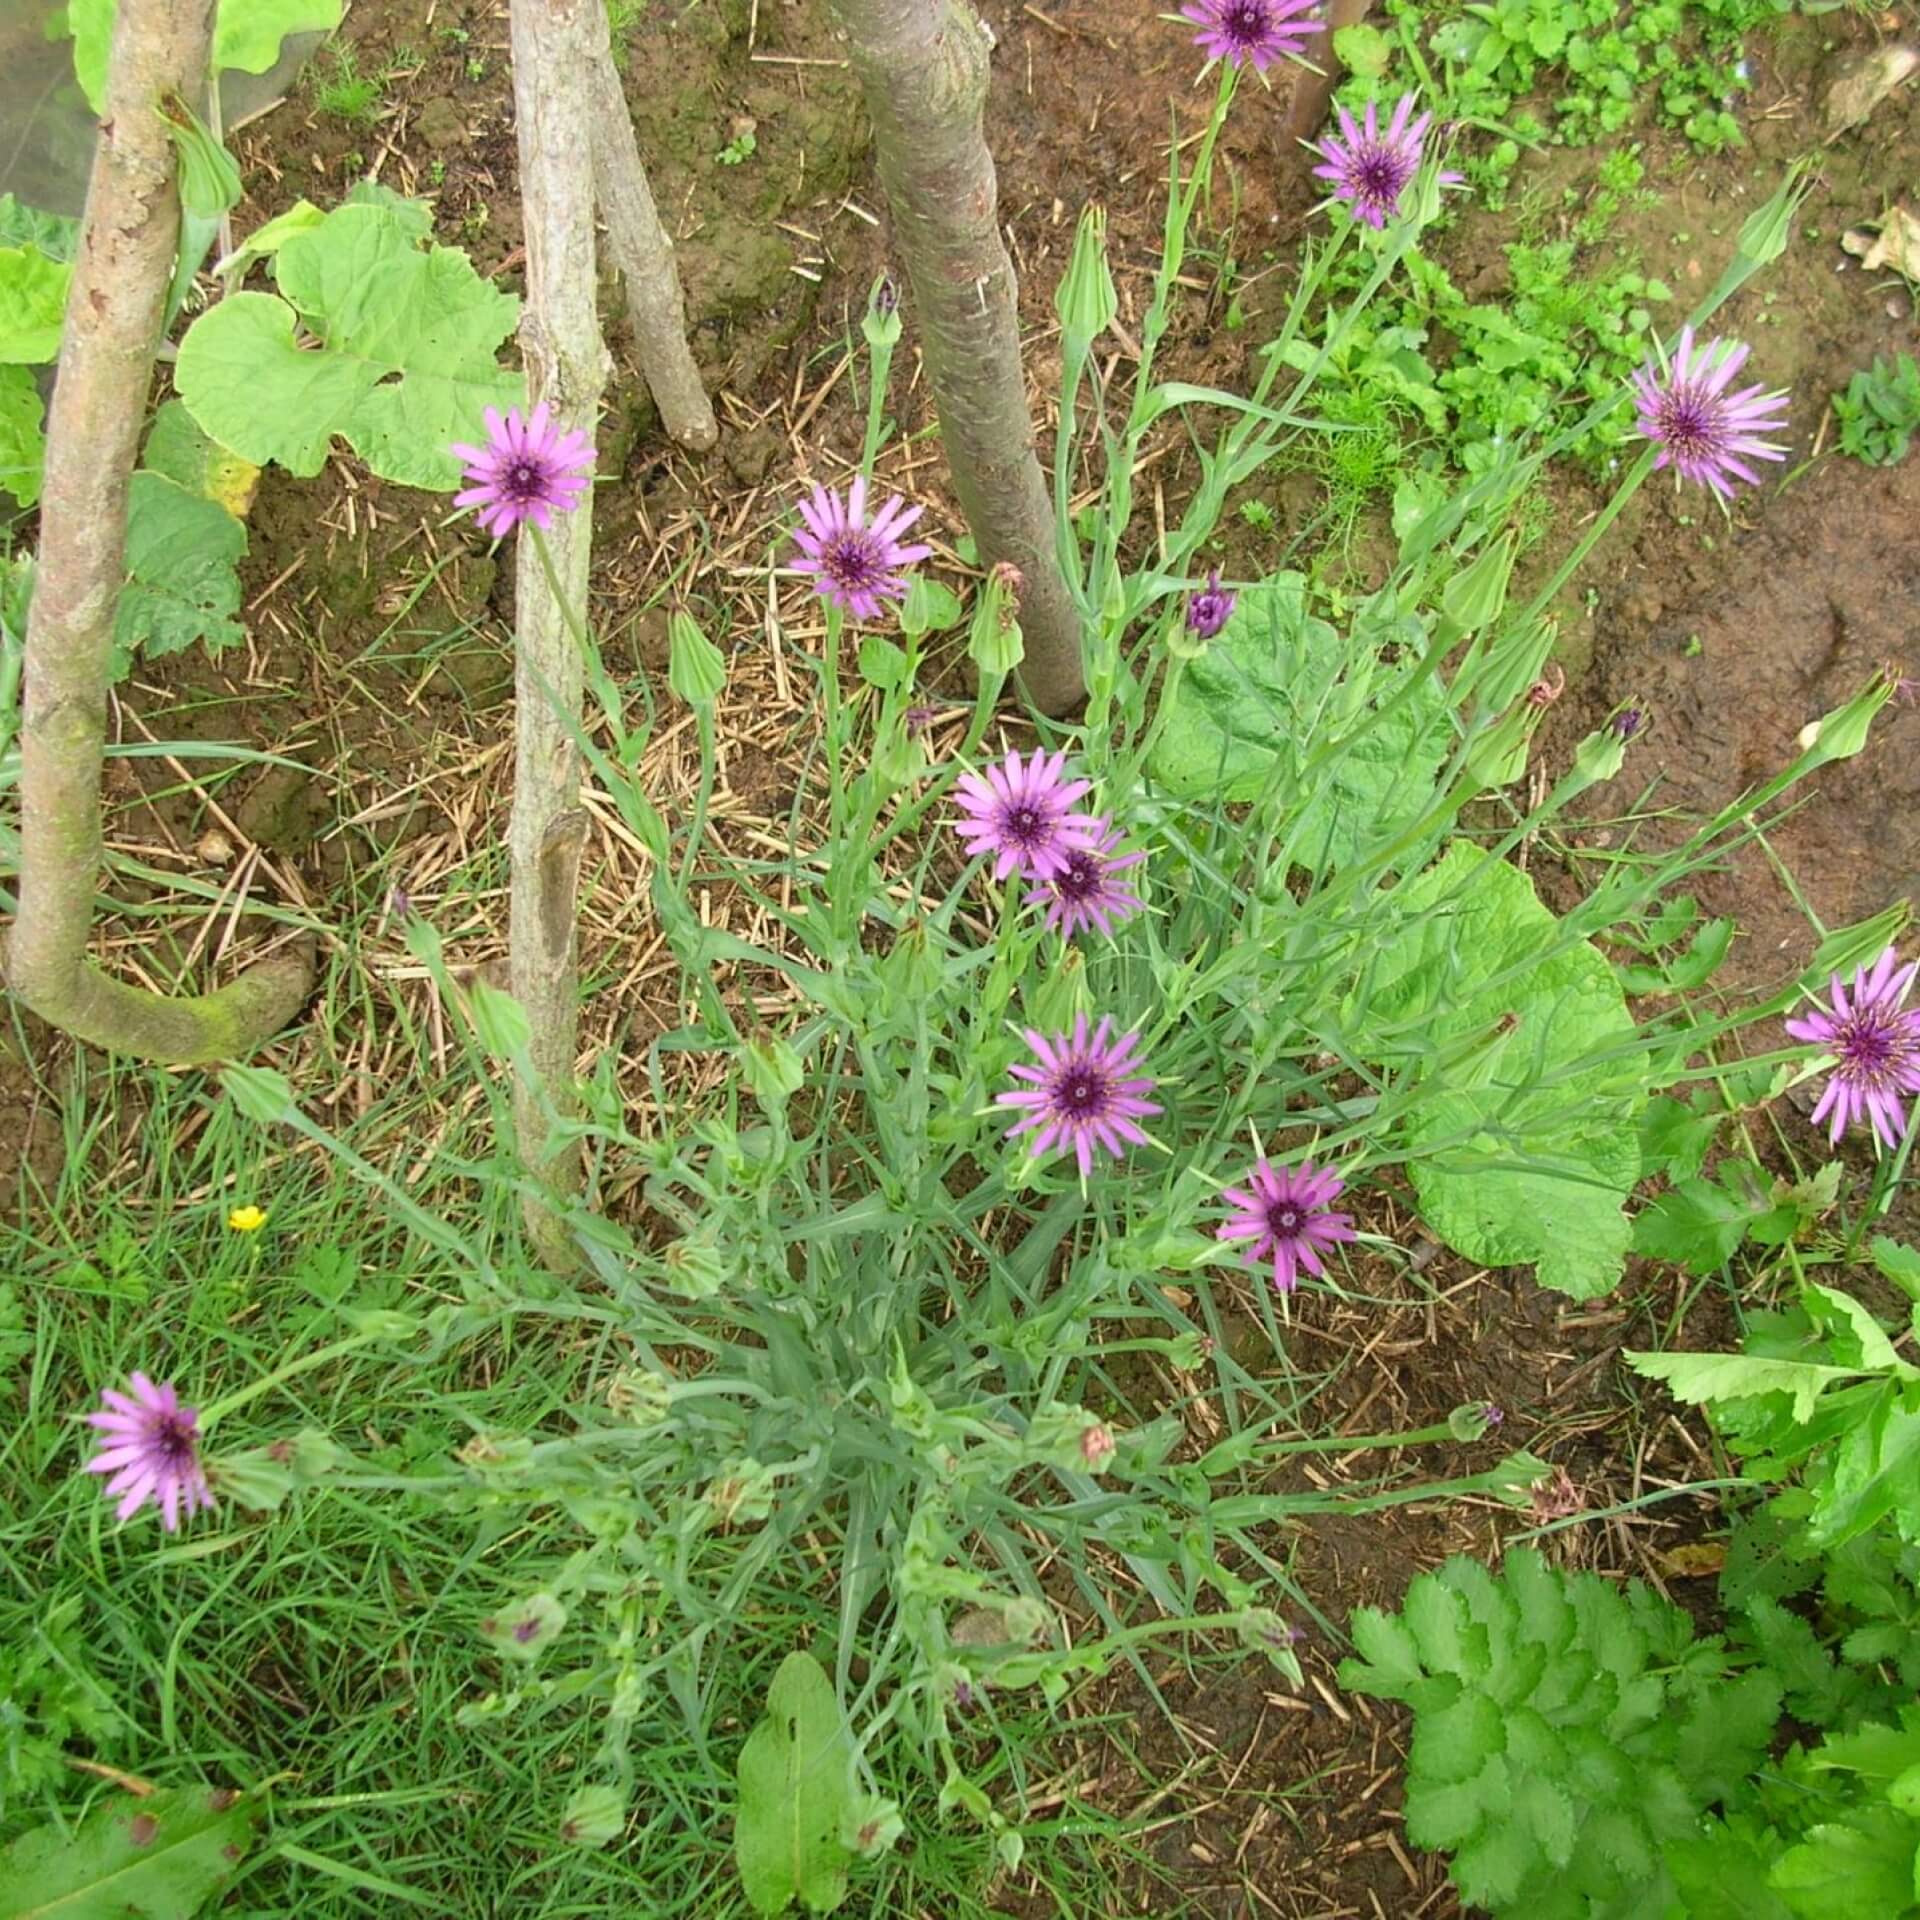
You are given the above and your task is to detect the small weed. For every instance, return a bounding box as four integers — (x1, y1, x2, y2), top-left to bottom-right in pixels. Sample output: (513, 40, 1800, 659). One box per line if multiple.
(714, 125, 758, 167)
(1832, 353, 1920, 467)
(310, 43, 395, 127)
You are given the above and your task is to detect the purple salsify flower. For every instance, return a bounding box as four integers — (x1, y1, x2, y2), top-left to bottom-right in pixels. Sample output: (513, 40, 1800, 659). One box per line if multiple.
(1311, 93, 1457, 230)
(1028, 816, 1147, 941)
(1785, 944, 1920, 1150)
(997, 1014, 1161, 1178)
(1186, 570, 1237, 641)
(952, 747, 1099, 882)
(789, 476, 932, 622)
(1614, 707, 1644, 740)
(1630, 326, 1790, 499)
(84, 1373, 216, 1532)
(1217, 1156, 1357, 1293)
(1180, 0, 1322, 74)
(451, 403, 595, 537)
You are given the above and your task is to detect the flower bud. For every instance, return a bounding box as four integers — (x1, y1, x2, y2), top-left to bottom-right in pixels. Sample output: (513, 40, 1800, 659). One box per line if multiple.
(662, 1232, 728, 1299)
(1447, 1401, 1504, 1442)
(862, 272, 902, 351)
(1797, 677, 1891, 770)
(739, 1031, 805, 1111)
(481, 1590, 567, 1661)
(1570, 726, 1628, 788)
(1439, 533, 1517, 637)
(1054, 205, 1117, 349)
(668, 610, 727, 706)
(560, 1783, 628, 1848)
(968, 561, 1026, 676)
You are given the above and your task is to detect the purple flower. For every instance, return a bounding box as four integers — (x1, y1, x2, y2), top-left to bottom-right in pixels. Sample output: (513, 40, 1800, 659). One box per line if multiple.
(83, 1373, 215, 1532)
(1614, 707, 1645, 740)
(1028, 816, 1146, 940)
(953, 748, 1099, 882)
(1217, 1157, 1356, 1293)
(1311, 94, 1452, 230)
(1631, 327, 1791, 499)
(1186, 571, 1237, 641)
(1785, 945, 1920, 1150)
(789, 477, 931, 622)
(451, 403, 594, 537)
(1180, 0, 1322, 73)
(997, 1015, 1161, 1178)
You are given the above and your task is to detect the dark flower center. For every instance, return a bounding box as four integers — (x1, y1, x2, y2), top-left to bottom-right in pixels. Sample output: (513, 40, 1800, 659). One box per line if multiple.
(1355, 150, 1413, 204)
(513, 1618, 542, 1644)
(1006, 803, 1047, 845)
(825, 532, 883, 590)
(1656, 388, 1722, 458)
(1837, 1011, 1910, 1084)
(1054, 852, 1098, 900)
(1057, 1071, 1108, 1116)
(154, 1413, 197, 1463)
(1267, 1202, 1305, 1238)
(502, 459, 545, 501)
(1225, 0, 1270, 41)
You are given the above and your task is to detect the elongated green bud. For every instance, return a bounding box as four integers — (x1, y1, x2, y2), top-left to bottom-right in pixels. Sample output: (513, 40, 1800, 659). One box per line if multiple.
(668, 610, 727, 705)
(1054, 205, 1117, 350)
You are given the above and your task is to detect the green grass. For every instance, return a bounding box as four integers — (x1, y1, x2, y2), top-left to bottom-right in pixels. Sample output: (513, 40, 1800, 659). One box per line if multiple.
(0, 1037, 1166, 1915)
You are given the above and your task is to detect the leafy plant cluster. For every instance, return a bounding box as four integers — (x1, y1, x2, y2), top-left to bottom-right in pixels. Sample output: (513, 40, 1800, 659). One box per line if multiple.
(1379, 0, 1791, 152)
(1358, 1239, 1920, 1918)
(1832, 353, 1920, 468)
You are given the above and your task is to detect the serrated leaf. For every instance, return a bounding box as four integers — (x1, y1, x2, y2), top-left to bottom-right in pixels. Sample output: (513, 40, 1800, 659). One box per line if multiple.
(1408, 1686, 1505, 1788)
(1446, 1790, 1535, 1908)
(0, 247, 68, 364)
(1340, 1606, 1425, 1697)
(1675, 1669, 1783, 1801)
(175, 204, 523, 490)
(113, 472, 248, 671)
(735, 1653, 855, 1916)
(1625, 1350, 1867, 1424)
(1513, 1769, 1578, 1869)
(1632, 1173, 1770, 1274)
(1406, 1574, 1490, 1683)
(1667, 1815, 1797, 1920)
(1405, 1752, 1510, 1853)
(1769, 1806, 1919, 1920)
(1872, 1237, 1920, 1304)
(1639, 1093, 1722, 1183)
(1812, 1392, 1920, 1551)
(1802, 1282, 1915, 1377)
(1504, 1547, 1576, 1655)
(0, 363, 45, 509)
(0, 1785, 258, 1919)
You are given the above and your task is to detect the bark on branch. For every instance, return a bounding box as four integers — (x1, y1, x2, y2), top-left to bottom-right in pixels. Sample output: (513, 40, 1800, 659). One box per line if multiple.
(829, 0, 1084, 716)
(5, 0, 312, 1062)
(1284, 0, 1374, 148)
(585, 26, 717, 451)
(508, 0, 611, 1265)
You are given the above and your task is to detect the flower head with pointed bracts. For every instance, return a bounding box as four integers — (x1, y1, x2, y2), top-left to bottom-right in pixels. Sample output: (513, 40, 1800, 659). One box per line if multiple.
(1028, 817, 1147, 941)
(953, 748, 1099, 882)
(997, 1016, 1160, 1177)
(84, 1374, 215, 1532)
(1631, 327, 1791, 499)
(789, 476, 931, 621)
(1217, 1157, 1356, 1293)
(451, 404, 595, 537)
(1311, 93, 1452, 229)
(1785, 945, 1920, 1150)
(1186, 571, 1237, 642)
(1180, 0, 1322, 73)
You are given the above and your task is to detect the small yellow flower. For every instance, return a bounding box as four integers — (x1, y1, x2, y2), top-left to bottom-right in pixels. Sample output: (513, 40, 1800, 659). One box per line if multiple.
(227, 1205, 268, 1233)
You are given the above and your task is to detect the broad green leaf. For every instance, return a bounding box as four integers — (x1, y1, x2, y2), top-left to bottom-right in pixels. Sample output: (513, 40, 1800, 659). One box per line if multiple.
(1769, 1806, 1919, 1920)
(1625, 1351, 1871, 1424)
(1404, 1753, 1510, 1853)
(0, 1785, 259, 1919)
(1813, 1393, 1920, 1550)
(175, 204, 523, 490)
(1802, 1282, 1915, 1377)
(1872, 1237, 1920, 1304)
(1638, 1092, 1723, 1183)
(70, 0, 344, 112)
(464, 983, 531, 1061)
(214, 200, 325, 281)
(1339, 1605, 1425, 1696)
(113, 472, 248, 673)
(1666, 1816, 1797, 1920)
(0, 196, 80, 264)
(1408, 1686, 1504, 1788)
(735, 1653, 856, 1916)
(0, 364, 45, 509)
(142, 401, 261, 520)
(1632, 1171, 1774, 1275)
(1149, 578, 1450, 869)
(1355, 843, 1644, 1297)
(0, 247, 69, 364)
(223, 1064, 297, 1125)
